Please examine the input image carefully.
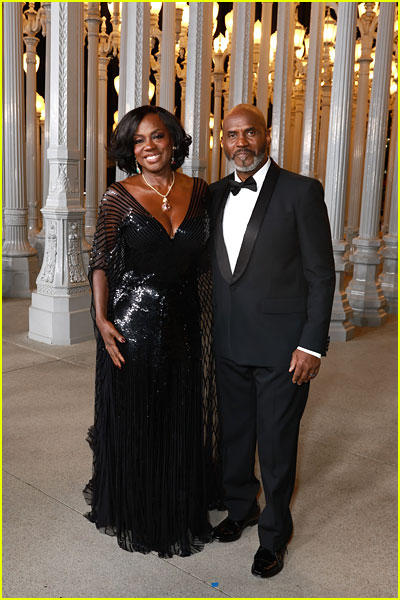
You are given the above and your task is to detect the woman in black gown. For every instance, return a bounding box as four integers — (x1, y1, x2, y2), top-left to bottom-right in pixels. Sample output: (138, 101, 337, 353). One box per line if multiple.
(83, 106, 221, 557)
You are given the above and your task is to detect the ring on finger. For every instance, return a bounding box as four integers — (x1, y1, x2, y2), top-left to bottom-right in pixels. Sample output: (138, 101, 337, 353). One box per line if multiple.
(309, 372, 316, 378)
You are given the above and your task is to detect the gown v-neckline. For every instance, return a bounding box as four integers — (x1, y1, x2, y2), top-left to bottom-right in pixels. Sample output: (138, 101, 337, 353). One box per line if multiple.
(117, 179, 195, 240)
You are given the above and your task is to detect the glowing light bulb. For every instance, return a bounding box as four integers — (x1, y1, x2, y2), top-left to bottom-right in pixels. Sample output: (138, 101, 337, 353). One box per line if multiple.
(36, 92, 45, 114)
(269, 31, 277, 62)
(294, 21, 305, 49)
(150, 3, 162, 16)
(254, 20, 262, 45)
(181, 5, 189, 28)
(213, 33, 228, 54)
(225, 10, 233, 35)
(323, 14, 337, 45)
(113, 110, 118, 131)
(149, 81, 155, 102)
(23, 53, 40, 73)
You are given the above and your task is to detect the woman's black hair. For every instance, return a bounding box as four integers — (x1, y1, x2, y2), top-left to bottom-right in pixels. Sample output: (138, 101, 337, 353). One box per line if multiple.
(108, 105, 192, 175)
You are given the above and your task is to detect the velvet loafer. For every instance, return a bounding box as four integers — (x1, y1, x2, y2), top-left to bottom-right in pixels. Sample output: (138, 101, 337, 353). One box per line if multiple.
(212, 503, 260, 542)
(251, 544, 287, 578)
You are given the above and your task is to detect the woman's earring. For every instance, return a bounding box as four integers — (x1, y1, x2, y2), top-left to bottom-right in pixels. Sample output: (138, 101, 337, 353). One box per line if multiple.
(171, 146, 177, 167)
(134, 157, 142, 175)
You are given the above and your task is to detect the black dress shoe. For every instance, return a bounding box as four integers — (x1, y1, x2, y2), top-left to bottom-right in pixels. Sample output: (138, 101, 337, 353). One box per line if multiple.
(251, 545, 287, 578)
(212, 503, 260, 542)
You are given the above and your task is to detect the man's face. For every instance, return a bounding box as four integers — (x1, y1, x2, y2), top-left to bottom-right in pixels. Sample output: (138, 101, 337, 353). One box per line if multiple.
(222, 109, 270, 175)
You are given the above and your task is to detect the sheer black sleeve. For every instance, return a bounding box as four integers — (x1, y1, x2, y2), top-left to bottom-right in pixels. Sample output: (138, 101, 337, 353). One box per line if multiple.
(195, 179, 224, 509)
(88, 184, 134, 324)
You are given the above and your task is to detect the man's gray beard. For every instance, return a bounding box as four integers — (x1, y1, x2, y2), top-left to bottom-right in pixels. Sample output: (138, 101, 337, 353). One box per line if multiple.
(228, 151, 266, 173)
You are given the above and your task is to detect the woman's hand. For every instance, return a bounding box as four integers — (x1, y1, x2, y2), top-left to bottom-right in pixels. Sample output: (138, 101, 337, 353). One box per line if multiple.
(92, 269, 125, 368)
(97, 318, 126, 369)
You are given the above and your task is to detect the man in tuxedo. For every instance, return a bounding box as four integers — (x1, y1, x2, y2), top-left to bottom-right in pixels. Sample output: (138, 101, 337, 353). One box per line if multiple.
(209, 104, 335, 578)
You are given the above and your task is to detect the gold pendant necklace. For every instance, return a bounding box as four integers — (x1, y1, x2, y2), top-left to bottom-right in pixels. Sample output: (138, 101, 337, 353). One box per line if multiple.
(141, 171, 175, 212)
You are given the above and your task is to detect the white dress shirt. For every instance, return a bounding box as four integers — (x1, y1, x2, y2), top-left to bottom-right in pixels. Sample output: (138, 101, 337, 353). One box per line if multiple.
(223, 160, 271, 273)
(222, 159, 321, 360)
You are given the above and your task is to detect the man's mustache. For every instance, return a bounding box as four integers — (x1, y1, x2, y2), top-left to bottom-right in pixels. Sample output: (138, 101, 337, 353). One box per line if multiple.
(233, 149, 254, 157)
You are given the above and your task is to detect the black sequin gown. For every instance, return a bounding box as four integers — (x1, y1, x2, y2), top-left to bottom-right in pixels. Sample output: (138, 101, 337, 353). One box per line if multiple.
(83, 178, 222, 557)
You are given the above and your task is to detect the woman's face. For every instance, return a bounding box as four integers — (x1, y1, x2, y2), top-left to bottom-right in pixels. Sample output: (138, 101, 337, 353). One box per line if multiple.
(133, 113, 173, 173)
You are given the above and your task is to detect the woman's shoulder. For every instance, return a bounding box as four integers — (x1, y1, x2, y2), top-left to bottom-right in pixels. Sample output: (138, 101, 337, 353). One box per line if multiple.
(102, 178, 137, 202)
(98, 180, 139, 220)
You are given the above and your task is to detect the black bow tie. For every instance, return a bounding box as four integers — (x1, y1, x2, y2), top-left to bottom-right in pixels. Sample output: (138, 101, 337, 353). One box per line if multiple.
(228, 177, 257, 196)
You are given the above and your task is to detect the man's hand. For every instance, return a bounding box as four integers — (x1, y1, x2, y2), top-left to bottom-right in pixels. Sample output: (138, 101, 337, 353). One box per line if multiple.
(289, 349, 321, 385)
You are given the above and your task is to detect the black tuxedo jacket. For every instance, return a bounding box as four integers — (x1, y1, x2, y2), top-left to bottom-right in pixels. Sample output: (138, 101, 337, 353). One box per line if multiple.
(208, 159, 335, 367)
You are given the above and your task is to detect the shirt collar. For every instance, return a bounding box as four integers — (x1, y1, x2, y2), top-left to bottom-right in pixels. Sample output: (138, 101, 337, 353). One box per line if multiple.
(234, 157, 271, 189)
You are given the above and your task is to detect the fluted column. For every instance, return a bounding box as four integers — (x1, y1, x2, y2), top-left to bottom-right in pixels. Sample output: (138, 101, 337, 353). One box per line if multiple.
(211, 49, 226, 183)
(300, 2, 324, 177)
(182, 3, 213, 179)
(23, 4, 42, 243)
(159, 3, 176, 112)
(256, 3, 272, 116)
(116, 2, 150, 181)
(286, 99, 296, 172)
(317, 12, 337, 184)
(220, 71, 230, 176)
(84, 3, 101, 243)
(347, 3, 395, 326)
(345, 5, 378, 243)
(228, 3, 255, 110)
(36, 2, 51, 265)
(40, 117, 45, 213)
(382, 92, 398, 234)
(179, 60, 187, 125)
(317, 83, 332, 184)
(98, 17, 111, 200)
(324, 2, 357, 341)
(98, 53, 110, 198)
(81, 6, 91, 271)
(2, 128, 5, 241)
(24, 35, 40, 239)
(29, 2, 92, 345)
(35, 111, 42, 234)
(291, 89, 304, 173)
(270, 2, 295, 167)
(3, 3, 39, 297)
(2, 127, 4, 241)
(379, 137, 398, 313)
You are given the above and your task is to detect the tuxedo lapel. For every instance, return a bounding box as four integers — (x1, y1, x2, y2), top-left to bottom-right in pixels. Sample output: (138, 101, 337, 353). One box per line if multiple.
(215, 175, 234, 283)
(232, 159, 281, 284)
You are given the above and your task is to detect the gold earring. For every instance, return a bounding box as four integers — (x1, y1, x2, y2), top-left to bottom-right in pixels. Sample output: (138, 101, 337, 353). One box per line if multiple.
(171, 146, 177, 167)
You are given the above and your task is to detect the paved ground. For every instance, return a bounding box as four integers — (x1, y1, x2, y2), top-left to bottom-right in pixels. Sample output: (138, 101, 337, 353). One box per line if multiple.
(2, 298, 398, 598)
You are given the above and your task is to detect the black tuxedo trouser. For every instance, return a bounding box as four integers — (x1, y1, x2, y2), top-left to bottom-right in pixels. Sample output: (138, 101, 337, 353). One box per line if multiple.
(215, 356, 309, 552)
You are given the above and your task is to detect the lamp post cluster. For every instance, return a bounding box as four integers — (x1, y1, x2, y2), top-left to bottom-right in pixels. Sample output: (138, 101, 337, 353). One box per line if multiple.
(2, 2, 398, 342)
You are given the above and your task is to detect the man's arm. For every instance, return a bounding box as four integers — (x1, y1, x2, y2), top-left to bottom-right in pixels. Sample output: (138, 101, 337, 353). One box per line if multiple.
(290, 178, 335, 383)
